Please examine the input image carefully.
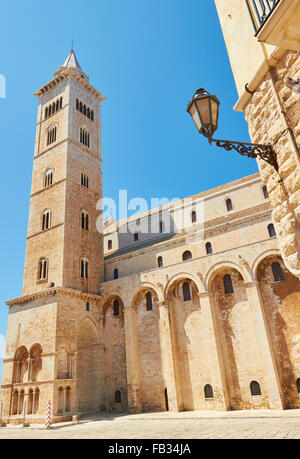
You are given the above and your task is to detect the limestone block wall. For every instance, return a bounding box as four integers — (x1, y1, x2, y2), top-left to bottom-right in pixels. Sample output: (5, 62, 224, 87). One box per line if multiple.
(244, 51, 300, 276)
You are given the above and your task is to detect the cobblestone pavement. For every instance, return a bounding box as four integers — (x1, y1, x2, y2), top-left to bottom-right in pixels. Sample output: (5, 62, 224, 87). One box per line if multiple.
(1, 409, 300, 439)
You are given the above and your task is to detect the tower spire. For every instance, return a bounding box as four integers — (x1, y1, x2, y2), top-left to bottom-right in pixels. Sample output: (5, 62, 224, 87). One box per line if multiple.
(53, 49, 89, 81)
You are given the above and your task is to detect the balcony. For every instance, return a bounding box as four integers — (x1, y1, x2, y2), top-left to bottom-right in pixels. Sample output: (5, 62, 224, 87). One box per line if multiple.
(246, 0, 300, 52)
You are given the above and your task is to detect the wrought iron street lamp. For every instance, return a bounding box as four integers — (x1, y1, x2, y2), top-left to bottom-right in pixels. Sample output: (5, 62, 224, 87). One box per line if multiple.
(187, 88, 278, 171)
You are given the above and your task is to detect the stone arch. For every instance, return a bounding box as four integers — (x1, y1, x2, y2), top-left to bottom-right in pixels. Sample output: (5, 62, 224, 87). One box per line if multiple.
(165, 272, 203, 300)
(101, 294, 128, 413)
(14, 346, 28, 384)
(58, 387, 64, 414)
(102, 294, 125, 327)
(256, 252, 300, 408)
(165, 274, 202, 411)
(77, 317, 101, 413)
(131, 283, 162, 308)
(205, 261, 249, 291)
(210, 263, 267, 411)
(252, 249, 281, 281)
(29, 343, 43, 381)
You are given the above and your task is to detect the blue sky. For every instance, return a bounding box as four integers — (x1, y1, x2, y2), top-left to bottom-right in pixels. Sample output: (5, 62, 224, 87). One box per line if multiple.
(0, 0, 256, 380)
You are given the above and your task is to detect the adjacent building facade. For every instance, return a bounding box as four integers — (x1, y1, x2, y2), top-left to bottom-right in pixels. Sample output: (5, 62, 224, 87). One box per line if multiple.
(1, 0, 300, 423)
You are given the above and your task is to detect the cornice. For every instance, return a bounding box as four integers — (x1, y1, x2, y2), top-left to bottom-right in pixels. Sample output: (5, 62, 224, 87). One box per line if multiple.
(34, 69, 105, 101)
(6, 287, 103, 307)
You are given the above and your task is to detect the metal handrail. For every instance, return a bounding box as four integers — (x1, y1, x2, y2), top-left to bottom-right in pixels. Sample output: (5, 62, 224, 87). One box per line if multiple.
(245, 0, 281, 35)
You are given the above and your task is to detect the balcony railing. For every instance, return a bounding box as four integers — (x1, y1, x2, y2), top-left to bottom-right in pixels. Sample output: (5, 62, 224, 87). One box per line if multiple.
(245, 0, 281, 35)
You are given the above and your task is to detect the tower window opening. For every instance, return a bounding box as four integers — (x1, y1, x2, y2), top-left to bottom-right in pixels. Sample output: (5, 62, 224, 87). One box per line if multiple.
(81, 211, 89, 231)
(42, 210, 51, 231)
(81, 173, 89, 188)
(115, 391, 121, 403)
(39, 258, 48, 280)
(114, 268, 119, 280)
(81, 259, 89, 279)
(191, 211, 197, 223)
(47, 126, 57, 146)
(76, 99, 94, 121)
(44, 170, 53, 188)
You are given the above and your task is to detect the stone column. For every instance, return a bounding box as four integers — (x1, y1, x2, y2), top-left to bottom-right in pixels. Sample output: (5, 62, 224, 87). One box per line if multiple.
(158, 301, 179, 411)
(198, 291, 230, 411)
(124, 306, 142, 413)
(244, 281, 284, 409)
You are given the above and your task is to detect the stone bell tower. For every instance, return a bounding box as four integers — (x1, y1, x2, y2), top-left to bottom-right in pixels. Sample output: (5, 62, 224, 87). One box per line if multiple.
(23, 49, 105, 295)
(1, 51, 106, 423)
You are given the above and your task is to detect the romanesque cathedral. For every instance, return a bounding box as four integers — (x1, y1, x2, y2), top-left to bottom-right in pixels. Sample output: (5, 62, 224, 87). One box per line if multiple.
(1, 0, 300, 424)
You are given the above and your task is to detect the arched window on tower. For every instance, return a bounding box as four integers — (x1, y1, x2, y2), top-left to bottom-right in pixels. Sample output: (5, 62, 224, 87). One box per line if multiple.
(182, 251, 192, 262)
(42, 210, 51, 231)
(79, 102, 83, 113)
(182, 282, 191, 302)
(223, 274, 234, 294)
(45, 107, 48, 119)
(81, 211, 89, 231)
(146, 292, 153, 311)
(226, 199, 233, 212)
(268, 223, 276, 238)
(206, 242, 212, 255)
(80, 259, 88, 279)
(191, 211, 197, 223)
(296, 378, 300, 393)
(81, 172, 89, 188)
(114, 269, 119, 280)
(250, 381, 262, 396)
(115, 391, 121, 403)
(87, 108, 91, 119)
(80, 128, 90, 148)
(39, 258, 48, 280)
(91, 110, 94, 121)
(44, 169, 53, 188)
(47, 126, 57, 146)
(108, 240, 113, 251)
(113, 299, 120, 317)
(272, 262, 285, 282)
